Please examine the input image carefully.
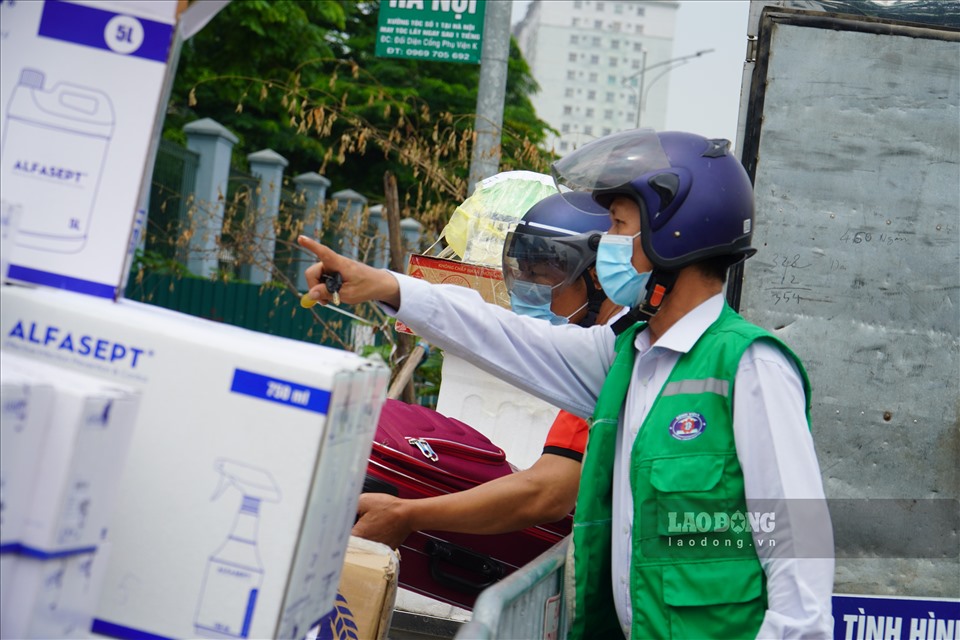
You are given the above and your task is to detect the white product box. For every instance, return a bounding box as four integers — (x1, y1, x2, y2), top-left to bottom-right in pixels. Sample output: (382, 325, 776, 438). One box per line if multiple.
(0, 543, 113, 640)
(0, 555, 12, 623)
(1, 354, 140, 556)
(0, 284, 390, 640)
(0, 363, 56, 550)
(0, 0, 178, 298)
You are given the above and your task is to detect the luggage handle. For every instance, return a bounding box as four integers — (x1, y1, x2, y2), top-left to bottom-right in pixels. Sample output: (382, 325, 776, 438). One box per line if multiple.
(424, 539, 505, 594)
(362, 474, 399, 497)
(406, 437, 507, 465)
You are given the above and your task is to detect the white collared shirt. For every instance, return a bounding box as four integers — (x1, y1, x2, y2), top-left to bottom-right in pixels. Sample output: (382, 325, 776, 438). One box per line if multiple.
(388, 274, 834, 639)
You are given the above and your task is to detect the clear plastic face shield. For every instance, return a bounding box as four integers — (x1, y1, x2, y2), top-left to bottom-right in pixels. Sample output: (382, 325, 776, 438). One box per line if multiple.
(551, 129, 672, 210)
(502, 229, 600, 305)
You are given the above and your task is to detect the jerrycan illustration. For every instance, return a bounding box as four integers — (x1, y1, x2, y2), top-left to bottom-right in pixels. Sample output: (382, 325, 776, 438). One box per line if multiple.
(0, 68, 115, 253)
(195, 459, 282, 639)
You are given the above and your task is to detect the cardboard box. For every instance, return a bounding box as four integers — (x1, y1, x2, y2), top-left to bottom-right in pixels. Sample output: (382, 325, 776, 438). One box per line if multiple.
(1, 354, 140, 556)
(309, 537, 399, 640)
(0, 544, 112, 640)
(397, 253, 511, 334)
(0, 0, 183, 298)
(0, 363, 55, 550)
(0, 284, 389, 639)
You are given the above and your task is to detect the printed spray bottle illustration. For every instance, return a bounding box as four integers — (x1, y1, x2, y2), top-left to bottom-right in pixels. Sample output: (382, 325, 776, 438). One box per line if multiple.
(0, 68, 114, 253)
(195, 459, 281, 638)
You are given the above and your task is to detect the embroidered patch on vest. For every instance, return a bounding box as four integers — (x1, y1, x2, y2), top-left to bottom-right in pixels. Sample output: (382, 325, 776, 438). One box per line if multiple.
(669, 412, 706, 440)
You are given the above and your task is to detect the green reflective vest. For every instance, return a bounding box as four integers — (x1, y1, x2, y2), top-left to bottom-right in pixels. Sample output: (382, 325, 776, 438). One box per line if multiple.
(568, 303, 811, 639)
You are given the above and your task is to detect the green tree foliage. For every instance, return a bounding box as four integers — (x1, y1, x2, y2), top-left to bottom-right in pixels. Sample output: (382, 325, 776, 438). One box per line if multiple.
(165, 0, 555, 234)
(165, 0, 347, 168)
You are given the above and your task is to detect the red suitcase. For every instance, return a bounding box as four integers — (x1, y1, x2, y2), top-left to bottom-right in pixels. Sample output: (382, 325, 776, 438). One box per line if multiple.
(363, 399, 572, 609)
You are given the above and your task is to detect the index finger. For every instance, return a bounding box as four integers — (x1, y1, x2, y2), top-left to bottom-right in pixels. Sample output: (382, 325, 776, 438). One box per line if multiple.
(297, 235, 332, 261)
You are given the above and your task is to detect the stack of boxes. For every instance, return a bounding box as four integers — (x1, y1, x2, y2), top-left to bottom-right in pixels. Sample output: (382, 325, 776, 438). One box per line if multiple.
(0, 355, 141, 638)
(0, 1, 390, 638)
(1, 287, 390, 638)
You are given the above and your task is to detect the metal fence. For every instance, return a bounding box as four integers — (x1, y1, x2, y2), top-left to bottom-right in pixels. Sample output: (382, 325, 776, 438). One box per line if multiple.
(220, 167, 262, 281)
(134, 133, 434, 395)
(124, 272, 366, 351)
(456, 537, 571, 640)
(144, 139, 199, 260)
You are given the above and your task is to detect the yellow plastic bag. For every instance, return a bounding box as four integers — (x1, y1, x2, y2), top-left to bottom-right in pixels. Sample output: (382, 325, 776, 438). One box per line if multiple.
(441, 171, 558, 266)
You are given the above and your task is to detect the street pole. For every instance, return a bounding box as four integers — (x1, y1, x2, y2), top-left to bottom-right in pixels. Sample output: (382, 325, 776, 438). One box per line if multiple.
(636, 48, 648, 128)
(627, 48, 714, 129)
(467, 0, 512, 194)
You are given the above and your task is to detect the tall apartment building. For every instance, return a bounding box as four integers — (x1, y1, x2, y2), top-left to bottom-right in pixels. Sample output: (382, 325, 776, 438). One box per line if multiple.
(513, 0, 680, 154)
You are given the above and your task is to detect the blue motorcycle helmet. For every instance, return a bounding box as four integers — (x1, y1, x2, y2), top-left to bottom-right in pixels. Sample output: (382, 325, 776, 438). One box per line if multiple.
(552, 129, 755, 271)
(551, 129, 756, 324)
(502, 192, 611, 327)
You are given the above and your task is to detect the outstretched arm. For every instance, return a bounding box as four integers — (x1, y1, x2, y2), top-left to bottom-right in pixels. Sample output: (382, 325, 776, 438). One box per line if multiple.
(352, 453, 581, 549)
(298, 233, 614, 419)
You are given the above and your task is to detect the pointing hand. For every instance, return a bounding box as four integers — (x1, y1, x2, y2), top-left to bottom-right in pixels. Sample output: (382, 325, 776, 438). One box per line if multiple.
(297, 235, 401, 309)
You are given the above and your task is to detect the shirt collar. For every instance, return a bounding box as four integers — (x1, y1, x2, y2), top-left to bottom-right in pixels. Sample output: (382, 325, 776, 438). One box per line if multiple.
(636, 293, 725, 355)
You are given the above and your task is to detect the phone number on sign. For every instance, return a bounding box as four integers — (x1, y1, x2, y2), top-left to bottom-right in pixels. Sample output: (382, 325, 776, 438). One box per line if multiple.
(384, 47, 472, 61)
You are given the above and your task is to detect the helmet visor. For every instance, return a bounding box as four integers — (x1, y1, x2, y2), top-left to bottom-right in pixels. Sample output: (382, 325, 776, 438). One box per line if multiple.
(502, 230, 600, 302)
(551, 129, 671, 199)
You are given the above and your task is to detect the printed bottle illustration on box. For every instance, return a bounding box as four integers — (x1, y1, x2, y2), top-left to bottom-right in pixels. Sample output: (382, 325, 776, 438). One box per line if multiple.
(56, 400, 114, 547)
(195, 459, 282, 639)
(0, 68, 115, 253)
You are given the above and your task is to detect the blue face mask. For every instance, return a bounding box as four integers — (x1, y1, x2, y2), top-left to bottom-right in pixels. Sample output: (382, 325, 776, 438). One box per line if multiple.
(510, 282, 587, 325)
(596, 232, 650, 307)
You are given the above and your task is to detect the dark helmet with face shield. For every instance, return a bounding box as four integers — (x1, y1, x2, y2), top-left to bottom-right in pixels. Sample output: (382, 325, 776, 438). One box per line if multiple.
(551, 129, 755, 326)
(552, 129, 756, 271)
(502, 192, 611, 326)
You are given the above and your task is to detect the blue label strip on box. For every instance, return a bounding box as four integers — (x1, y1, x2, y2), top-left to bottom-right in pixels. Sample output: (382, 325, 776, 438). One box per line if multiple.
(230, 368, 332, 415)
(0, 542, 97, 558)
(39, 0, 174, 64)
(7, 264, 116, 299)
(91, 619, 174, 640)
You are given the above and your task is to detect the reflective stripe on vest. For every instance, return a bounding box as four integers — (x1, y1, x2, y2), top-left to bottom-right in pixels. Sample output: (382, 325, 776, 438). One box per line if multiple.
(661, 377, 729, 398)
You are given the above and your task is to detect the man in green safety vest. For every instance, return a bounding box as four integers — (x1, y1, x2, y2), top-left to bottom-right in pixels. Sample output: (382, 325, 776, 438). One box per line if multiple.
(299, 129, 835, 639)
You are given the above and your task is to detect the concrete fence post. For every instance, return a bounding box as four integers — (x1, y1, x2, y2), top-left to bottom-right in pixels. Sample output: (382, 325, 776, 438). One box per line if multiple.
(330, 189, 368, 262)
(292, 172, 331, 290)
(183, 118, 237, 278)
(399, 217, 424, 268)
(367, 204, 390, 269)
(245, 149, 288, 284)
